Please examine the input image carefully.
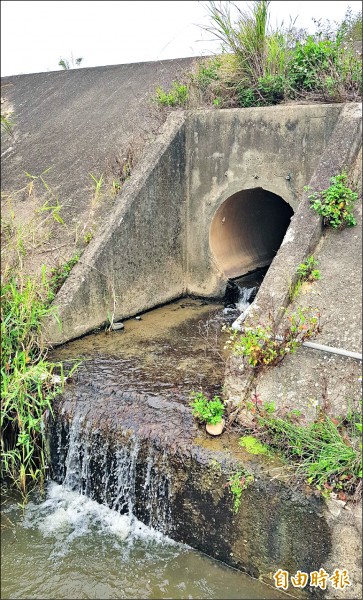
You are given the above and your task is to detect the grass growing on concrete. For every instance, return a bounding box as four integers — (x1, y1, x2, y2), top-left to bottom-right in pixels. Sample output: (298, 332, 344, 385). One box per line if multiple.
(289, 256, 321, 301)
(256, 409, 362, 499)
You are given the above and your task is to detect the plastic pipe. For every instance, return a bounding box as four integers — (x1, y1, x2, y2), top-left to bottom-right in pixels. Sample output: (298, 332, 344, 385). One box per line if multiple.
(274, 336, 362, 361)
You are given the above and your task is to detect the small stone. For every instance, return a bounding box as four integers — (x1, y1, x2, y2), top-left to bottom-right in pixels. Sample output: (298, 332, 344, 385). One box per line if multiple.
(135, 316, 142, 321)
(111, 322, 124, 331)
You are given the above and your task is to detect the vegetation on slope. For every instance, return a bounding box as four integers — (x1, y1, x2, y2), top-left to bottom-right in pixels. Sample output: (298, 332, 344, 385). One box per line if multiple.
(153, 1, 362, 110)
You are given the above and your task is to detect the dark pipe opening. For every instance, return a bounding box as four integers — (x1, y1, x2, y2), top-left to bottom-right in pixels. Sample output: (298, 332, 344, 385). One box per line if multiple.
(210, 187, 294, 279)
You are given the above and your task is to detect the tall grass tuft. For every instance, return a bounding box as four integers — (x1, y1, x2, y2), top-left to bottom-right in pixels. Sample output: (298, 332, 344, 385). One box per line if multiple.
(257, 411, 362, 498)
(1, 267, 71, 501)
(164, 1, 362, 109)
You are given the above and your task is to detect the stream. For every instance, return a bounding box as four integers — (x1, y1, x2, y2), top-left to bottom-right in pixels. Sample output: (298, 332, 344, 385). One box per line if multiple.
(2, 276, 288, 600)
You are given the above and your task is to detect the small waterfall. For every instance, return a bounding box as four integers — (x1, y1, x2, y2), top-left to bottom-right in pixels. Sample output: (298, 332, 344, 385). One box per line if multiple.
(224, 267, 268, 321)
(236, 285, 258, 314)
(49, 407, 173, 535)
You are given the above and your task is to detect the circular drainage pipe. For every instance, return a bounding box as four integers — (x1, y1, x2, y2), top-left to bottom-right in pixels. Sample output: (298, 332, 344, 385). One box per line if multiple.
(210, 188, 293, 279)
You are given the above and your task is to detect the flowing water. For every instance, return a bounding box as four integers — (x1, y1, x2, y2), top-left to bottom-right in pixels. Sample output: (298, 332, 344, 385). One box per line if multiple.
(2, 290, 288, 600)
(1, 484, 286, 600)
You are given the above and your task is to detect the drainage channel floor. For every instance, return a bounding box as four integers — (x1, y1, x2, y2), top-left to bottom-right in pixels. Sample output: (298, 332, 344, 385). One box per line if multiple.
(51, 298, 232, 405)
(1, 298, 289, 599)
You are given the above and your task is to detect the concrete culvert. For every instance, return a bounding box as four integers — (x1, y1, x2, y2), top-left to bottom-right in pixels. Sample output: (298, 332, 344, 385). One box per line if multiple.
(210, 188, 294, 279)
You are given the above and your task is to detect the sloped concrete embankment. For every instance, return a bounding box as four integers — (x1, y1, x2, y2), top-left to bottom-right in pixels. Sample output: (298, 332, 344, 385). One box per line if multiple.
(44, 112, 187, 344)
(1, 58, 196, 277)
(45, 103, 346, 344)
(225, 104, 362, 424)
(48, 388, 362, 599)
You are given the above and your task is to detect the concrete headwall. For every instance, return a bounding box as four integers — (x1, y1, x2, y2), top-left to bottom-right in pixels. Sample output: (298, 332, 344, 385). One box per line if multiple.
(184, 105, 342, 296)
(44, 103, 351, 344)
(44, 113, 187, 344)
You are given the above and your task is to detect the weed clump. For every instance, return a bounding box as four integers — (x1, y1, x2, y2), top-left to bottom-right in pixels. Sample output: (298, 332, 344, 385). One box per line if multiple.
(307, 171, 358, 229)
(225, 307, 320, 370)
(153, 81, 189, 107)
(257, 409, 362, 499)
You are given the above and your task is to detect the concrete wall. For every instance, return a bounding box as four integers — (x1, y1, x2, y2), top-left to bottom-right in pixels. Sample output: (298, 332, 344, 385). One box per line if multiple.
(45, 103, 348, 344)
(184, 105, 342, 296)
(49, 391, 362, 599)
(45, 113, 187, 344)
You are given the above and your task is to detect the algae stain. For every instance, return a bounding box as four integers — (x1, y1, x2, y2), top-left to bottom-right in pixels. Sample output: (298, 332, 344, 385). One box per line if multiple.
(239, 435, 270, 455)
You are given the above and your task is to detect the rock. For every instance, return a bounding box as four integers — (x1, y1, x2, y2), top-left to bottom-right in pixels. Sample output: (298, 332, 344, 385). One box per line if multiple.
(111, 322, 124, 331)
(135, 316, 142, 321)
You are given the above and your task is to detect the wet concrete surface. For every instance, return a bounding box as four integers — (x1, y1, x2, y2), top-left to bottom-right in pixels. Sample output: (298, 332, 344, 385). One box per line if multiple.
(52, 298, 230, 406)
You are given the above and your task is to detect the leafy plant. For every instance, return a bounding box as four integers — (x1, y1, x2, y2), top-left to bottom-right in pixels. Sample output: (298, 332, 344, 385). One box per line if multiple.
(227, 469, 254, 513)
(153, 81, 189, 107)
(190, 391, 225, 425)
(226, 307, 320, 370)
(307, 172, 358, 229)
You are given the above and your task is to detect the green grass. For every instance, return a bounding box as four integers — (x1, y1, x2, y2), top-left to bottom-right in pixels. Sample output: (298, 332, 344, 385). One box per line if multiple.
(1, 265, 78, 502)
(257, 411, 362, 497)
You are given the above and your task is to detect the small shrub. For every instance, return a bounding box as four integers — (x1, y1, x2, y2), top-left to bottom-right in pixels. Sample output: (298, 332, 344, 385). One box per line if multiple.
(307, 171, 358, 229)
(297, 255, 321, 282)
(226, 307, 320, 370)
(190, 391, 225, 425)
(227, 469, 254, 513)
(153, 81, 189, 107)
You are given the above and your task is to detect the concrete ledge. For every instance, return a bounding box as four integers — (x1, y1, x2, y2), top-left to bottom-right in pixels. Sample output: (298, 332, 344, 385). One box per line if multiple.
(49, 391, 362, 599)
(245, 103, 362, 327)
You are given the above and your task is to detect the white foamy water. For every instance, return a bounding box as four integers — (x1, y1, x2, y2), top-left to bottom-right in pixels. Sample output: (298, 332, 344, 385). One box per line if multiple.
(236, 285, 258, 313)
(2, 490, 284, 599)
(22, 482, 178, 559)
